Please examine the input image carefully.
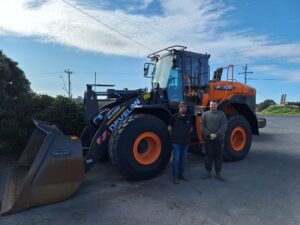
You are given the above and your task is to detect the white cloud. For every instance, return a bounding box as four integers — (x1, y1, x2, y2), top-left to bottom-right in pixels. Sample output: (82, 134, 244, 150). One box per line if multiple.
(251, 65, 300, 82)
(0, 0, 300, 81)
(127, 0, 154, 11)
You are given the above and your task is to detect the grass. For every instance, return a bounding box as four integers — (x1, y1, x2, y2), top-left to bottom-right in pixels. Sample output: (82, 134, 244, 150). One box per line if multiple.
(259, 105, 300, 115)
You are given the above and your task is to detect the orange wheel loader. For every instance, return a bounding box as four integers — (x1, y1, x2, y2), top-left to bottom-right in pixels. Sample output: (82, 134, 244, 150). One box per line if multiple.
(1, 46, 266, 214)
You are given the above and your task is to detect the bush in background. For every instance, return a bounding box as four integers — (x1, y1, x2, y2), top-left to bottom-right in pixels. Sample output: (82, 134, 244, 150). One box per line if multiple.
(0, 51, 84, 154)
(35, 96, 84, 136)
(257, 99, 276, 112)
(0, 50, 33, 153)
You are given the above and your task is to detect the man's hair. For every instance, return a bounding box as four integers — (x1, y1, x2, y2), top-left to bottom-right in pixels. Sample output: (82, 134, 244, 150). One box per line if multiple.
(179, 101, 187, 108)
(210, 100, 218, 104)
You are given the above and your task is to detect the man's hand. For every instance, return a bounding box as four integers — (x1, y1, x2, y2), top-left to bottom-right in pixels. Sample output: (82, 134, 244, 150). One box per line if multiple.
(210, 133, 217, 140)
(168, 125, 172, 135)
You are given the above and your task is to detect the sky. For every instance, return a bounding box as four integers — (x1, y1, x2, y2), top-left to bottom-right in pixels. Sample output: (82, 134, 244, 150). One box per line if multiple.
(0, 0, 300, 103)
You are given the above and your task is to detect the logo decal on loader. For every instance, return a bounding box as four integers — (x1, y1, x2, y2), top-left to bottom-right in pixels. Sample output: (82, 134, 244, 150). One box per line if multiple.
(143, 93, 151, 100)
(215, 85, 234, 90)
(106, 106, 126, 125)
(108, 99, 141, 132)
(107, 105, 121, 120)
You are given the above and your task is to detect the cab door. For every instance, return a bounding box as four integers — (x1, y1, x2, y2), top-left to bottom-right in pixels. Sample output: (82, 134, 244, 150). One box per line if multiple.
(183, 55, 202, 104)
(166, 55, 184, 104)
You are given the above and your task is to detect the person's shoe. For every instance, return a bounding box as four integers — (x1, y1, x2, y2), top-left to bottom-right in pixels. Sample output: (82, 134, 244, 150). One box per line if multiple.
(202, 172, 212, 179)
(178, 175, 190, 181)
(172, 177, 180, 184)
(215, 173, 225, 182)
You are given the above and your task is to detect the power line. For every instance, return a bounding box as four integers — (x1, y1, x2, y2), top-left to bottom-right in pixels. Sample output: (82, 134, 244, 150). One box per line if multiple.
(36, 71, 65, 75)
(74, 71, 139, 76)
(59, 75, 69, 94)
(62, 0, 154, 52)
(248, 78, 287, 81)
(30, 71, 139, 76)
(28, 72, 65, 76)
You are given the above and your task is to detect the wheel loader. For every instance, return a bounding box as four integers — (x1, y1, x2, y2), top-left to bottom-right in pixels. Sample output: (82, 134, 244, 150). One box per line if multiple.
(0, 45, 266, 214)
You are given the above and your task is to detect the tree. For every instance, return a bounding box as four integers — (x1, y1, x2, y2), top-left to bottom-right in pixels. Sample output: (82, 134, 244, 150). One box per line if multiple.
(0, 51, 84, 154)
(257, 99, 276, 112)
(35, 96, 84, 136)
(0, 51, 33, 153)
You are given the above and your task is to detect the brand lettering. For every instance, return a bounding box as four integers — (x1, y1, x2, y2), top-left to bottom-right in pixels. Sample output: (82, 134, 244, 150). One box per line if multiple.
(108, 99, 140, 132)
(215, 85, 234, 90)
(107, 105, 121, 120)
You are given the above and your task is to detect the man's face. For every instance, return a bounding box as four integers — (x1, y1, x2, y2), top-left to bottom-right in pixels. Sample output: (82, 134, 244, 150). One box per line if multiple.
(179, 106, 187, 115)
(210, 101, 217, 112)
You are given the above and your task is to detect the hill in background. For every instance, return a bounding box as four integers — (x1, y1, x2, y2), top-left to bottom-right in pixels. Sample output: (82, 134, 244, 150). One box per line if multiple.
(259, 105, 300, 115)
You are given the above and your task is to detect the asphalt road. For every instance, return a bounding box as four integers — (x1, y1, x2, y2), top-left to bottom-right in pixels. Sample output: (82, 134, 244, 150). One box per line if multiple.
(1, 116, 300, 225)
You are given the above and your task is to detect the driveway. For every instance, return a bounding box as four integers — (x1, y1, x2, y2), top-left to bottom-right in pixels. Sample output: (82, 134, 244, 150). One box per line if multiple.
(1, 116, 300, 225)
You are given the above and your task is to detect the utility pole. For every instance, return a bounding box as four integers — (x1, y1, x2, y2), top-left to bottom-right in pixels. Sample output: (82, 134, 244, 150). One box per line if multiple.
(94, 72, 97, 90)
(284, 93, 287, 105)
(64, 69, 73, 99)
(238, 64, 253, 85)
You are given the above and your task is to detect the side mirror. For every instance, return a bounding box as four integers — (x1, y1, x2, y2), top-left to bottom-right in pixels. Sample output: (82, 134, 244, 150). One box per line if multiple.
(144, 63, 149, 76)
(144, 63, 154, 78)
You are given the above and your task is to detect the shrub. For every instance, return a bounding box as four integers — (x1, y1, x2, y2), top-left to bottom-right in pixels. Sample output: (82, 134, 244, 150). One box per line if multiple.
(0, 51, 84, 153)
(257, 99, 276, 112)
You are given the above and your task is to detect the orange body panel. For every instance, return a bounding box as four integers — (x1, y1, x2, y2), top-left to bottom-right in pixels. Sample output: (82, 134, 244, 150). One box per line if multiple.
(202, 81, 256, 107)
(195, 116, 204, 144)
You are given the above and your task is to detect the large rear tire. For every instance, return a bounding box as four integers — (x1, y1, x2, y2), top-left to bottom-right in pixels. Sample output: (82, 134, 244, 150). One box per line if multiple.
(108, 114, 172, 180)
(223, 115, 252, 161)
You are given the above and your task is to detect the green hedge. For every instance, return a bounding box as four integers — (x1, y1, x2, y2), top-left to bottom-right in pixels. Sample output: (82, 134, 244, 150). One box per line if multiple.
(35, 96, 84, 136)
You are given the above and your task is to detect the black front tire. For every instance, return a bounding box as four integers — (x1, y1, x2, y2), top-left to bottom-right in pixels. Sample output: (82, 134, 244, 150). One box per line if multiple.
(223, 115, 252, 161)
(108, 114, 172, 180)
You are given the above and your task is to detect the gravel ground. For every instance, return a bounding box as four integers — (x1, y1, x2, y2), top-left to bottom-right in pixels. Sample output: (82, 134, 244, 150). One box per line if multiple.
(1, 116, 300, 225)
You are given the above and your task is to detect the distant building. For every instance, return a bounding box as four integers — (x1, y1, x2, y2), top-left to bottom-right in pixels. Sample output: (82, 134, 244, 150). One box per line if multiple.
(280, 94, 287, 105)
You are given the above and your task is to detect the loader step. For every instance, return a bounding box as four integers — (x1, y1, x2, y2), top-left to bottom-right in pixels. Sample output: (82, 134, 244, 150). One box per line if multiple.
(257, 117, 266, 128)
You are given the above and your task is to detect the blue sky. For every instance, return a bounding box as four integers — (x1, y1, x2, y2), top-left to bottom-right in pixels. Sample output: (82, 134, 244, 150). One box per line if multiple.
(0, 0, 300, 103)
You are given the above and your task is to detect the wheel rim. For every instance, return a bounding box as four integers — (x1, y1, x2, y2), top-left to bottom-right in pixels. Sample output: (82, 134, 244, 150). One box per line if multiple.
(230, 127, 247, 152)
(133, 132, 161, 165)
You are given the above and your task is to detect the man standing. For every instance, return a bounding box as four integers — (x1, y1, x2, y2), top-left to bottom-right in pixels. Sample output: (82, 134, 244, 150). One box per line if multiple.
(201, 100, 227, 181)
(168, 101, 192, 184)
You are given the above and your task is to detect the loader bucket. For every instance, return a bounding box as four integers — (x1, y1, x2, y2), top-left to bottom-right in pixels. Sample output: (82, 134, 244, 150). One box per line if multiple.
(0, 120, 84, 215)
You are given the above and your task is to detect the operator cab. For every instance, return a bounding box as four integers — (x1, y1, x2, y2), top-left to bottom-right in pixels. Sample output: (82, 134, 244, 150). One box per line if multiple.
(144, 45, 210, 109)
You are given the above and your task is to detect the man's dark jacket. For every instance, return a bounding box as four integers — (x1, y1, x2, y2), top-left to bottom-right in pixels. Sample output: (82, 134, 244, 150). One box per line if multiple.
(170, 113, 192, 144)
